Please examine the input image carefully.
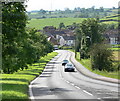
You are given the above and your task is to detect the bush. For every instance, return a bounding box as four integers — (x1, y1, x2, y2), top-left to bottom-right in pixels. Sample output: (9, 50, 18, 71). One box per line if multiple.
(80, 47, 90, 59)
(90, 44, 114, 71)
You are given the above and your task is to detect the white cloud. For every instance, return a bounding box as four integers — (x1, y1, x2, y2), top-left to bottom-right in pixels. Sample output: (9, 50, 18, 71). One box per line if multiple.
(25, 0, 119, 11)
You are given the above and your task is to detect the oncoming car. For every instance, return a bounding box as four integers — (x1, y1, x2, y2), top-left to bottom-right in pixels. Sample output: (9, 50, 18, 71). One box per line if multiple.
(64, 63, 75, 72)
(62, 60, 69, 66)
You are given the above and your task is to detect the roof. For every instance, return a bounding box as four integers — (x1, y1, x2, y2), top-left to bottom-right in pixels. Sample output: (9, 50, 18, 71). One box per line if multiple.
(103, 29, 120, 38)
(63, 36, 75, 40)
(53, 30, 66, 35)
(48, 36, 58, 45)
(104, 29, 119, 35)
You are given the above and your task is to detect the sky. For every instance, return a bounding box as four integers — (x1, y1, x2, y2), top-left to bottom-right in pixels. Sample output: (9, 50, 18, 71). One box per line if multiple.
(25, 0, 120, 11)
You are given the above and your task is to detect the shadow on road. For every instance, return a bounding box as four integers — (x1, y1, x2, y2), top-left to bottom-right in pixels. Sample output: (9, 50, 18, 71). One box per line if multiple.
(32, 87, 72, 97)
(48, 61, 60, 64)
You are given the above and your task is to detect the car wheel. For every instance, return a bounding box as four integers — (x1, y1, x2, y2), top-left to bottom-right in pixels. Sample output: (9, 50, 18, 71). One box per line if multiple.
(65, 69, 67, 72)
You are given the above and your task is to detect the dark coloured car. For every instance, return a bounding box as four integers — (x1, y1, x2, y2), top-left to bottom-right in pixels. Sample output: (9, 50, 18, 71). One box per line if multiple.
(62, 60, 69, 66)
(64, 63, 75, 72)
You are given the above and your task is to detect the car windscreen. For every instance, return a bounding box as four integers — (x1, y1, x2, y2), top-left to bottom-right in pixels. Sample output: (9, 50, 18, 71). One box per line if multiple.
(66, 64, 73, 68)
(63, 60, 68, 62)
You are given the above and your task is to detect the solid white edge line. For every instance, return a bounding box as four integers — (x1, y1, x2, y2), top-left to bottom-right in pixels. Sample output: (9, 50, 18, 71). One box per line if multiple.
(97, 98, 101, 99)
(29, 76, 40, 101)
(101, 97, 119, 99)
(83, 90, 93, 96)
(29, 84, 35, 101)
(29, 53, 60, 101)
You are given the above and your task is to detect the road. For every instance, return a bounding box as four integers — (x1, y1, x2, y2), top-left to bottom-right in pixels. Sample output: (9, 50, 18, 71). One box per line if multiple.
(29, 50, 119, 101)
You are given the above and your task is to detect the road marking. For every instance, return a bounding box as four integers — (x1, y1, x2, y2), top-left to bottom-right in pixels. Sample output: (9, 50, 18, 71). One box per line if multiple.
(60, 74, 81, 90)
(101, 97, 119, 99)
(66, 81, 70, 83)
(83, 90, 93, 96)
(97, 98, 104, 101)
(71, 83, 75, 86)
(29, 76, 40, 101)
(111, 90, 118, 92)
(29, 85, 35, 101)
(74, 86, 81, 89)
(29, 96, 35, 100)
(97, 98, 102, 100)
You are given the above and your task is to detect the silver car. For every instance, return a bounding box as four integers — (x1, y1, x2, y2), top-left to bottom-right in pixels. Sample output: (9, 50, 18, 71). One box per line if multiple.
(62, 60, 69, 66)
(64, 63, 75, 72)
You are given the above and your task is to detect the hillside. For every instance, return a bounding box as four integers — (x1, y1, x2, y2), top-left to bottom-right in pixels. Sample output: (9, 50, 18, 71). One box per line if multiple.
(100, 14, 119, 24)
(27, 18, 86, 30)
(27, 8, 119, 19)
(27, 9, 119, 30)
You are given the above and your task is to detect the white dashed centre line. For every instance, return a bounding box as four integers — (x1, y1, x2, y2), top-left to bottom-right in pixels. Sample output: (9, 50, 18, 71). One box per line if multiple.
(74, 86, 81, 89)
(97, 98, 101, 100)
(60, 72, 94, 97)
(66, 81, 70, 83)
(71, 83, 75, 86)
(83, 90, 93, 96)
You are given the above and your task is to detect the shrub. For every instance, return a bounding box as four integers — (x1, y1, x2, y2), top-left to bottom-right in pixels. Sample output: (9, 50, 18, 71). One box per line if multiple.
(90, 43, 114, 72)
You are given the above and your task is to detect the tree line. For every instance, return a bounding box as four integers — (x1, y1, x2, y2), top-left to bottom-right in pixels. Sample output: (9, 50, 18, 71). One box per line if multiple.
(2, 2, 53, 74)
(27, 6, 118, 19)
(75, 18, 114, 71)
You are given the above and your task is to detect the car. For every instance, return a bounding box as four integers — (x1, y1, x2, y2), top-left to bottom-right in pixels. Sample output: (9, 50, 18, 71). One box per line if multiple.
(62, 60, 69, 66)
(64, 63, 75, 72)
(54, 47, 58, 50)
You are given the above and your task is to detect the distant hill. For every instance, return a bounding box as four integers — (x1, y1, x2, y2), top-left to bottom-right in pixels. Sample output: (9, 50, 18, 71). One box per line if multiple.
(27, 18, 86, 30)
(100, 14, 119, 24)
(27, 8, 119, 19)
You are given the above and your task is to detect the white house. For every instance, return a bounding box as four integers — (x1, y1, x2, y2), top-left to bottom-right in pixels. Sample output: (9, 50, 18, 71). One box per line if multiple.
(59, 36, 66, 46)
(103, 29, 120, 44)
(59, 36, 75, 46)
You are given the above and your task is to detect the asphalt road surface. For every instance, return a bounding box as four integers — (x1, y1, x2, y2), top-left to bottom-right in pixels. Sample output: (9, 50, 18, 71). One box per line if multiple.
(29, 50, 119, 101)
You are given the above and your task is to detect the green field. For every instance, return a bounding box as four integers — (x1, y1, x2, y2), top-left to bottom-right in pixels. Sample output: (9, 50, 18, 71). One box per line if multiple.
(27, 16, 119, 30)
(100, 14, 119, 24)
(1, 52, 58, 100)
(101, 17, 118, 20)
(27, 18, 86, 30)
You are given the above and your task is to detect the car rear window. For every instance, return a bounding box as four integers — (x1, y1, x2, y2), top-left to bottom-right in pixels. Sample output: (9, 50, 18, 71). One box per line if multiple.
(67, 64, 72, 66)
(63, 60, 68, 62)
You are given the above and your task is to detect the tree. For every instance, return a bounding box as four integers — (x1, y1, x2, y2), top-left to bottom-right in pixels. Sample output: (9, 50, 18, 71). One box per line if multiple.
(99, 7, 104, 12)
(75, 18, 104, 59)
(2, 2, 27, 73)
(75, 28, 84, 59)
(38, 9, 46, 14)
(59, 22, 65, 29)
(2, 2, 53, 74)
(64, 8, 71, 13)
(90, 44, 113, 72)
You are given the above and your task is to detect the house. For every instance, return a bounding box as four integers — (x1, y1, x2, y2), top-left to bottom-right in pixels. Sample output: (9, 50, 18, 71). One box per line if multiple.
(63, 36, 75, 46)
(43, 26, 75, 46)
(47, 36, 58, 45)
(59, 35, 75, 46)
(59, 36, 66, 46)
(103, 29, 120, 44)
(43, 26, 56, 33)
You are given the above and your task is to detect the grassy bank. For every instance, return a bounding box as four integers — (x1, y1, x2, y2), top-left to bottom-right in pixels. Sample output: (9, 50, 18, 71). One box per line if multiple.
(27, 18, 86, 29)
(1, 52, 58, 100)
(69, 50, 120, 79)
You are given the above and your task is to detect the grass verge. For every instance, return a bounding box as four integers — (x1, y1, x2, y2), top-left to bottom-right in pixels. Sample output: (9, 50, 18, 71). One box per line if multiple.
(69, 50, 120, 79)
(1, 52, 58, 100)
